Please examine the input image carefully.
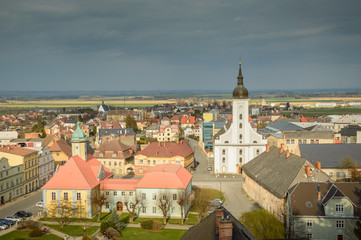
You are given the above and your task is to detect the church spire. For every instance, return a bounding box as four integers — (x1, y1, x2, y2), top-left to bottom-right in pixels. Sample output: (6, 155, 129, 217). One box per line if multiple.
(232, 61, 248, 99)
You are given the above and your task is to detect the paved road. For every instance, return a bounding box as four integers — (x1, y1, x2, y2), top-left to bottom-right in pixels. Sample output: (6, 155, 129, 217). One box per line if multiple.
(186, 138, 258, 219)
(0, 189, 42, 219)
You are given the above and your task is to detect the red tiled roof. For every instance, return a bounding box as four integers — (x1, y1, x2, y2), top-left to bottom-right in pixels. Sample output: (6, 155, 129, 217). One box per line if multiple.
(49, 138, 72, 158)
(101, 178, 140, 191)
(158, 124, 179, 133)
(171, 115, 179, 121)
(136, 141, 193, 158)
(180, 115, 195, 124)
(136, 164, 192, 189)
(0, 145, 37, 156)
(42, 155, 113, 190)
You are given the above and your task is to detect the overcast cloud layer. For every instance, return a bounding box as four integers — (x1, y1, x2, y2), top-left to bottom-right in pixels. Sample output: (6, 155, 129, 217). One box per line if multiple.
(1, 0, 361, 92)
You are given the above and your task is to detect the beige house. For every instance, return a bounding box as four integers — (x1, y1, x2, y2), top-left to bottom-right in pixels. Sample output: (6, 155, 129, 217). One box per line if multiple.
(287, 182, 361, 240)
(241, 145, 331, 223)
(0, 157, 23, 204)
(49, 138, 72, 166)
(93, 140, 134, 175)
(157, 124, 179, 142)
(0, 146, 39, 194)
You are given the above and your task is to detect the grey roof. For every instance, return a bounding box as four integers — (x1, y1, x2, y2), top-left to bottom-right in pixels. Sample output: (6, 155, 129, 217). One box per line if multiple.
(242, 147, 330, 198)
(214, 119, 232, 139)
(98, 128, 135, 138)
(213, 118, 227, 129)
(303, 125, 331, 132)
(145, 123, 160, 131)
(338, 125, 361, 136)
(181, 206, 255, 240)
(265, 120, 303, 133)
(284, 131, 334, 139)
(298, 144, 361, 169)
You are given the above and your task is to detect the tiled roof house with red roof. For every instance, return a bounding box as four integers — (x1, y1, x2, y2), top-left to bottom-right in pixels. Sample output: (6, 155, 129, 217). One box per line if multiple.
(134, 141, 194, 175)
(42, 124, 193, 220)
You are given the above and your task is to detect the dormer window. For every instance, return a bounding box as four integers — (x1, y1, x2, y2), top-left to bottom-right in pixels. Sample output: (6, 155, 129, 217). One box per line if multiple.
(99, 153, 104, 157)
(112, 153, 117, 158)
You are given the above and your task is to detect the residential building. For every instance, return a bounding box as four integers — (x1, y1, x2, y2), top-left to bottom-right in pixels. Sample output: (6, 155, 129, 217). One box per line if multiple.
(134, 141, 194, 174)
(180, 114, 196, 129)
(241, 145, 331, 223)
(0, 131, 18, 147)
(49, 138, 72, 166)
(145, 123, 160, 139)
(337, 125, 361, 143)
(0, 157, 23, 204)
(298, 144, 361, 181)
(332, 114, 361, 132)
(93, 140, 134, 175)
(157, 124, 179, 142)
(181, 206, 256, 240)
(286, 182, 361, 240)
(26, 146, 54, 187)
(0, 145, 39, 194)
(214, 62, 266, 174)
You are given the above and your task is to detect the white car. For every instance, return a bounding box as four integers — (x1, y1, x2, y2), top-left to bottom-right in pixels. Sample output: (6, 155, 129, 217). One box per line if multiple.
(5, 216, 22, 222)
(36, 201, 43, 208)
(0, 224, 9, 230)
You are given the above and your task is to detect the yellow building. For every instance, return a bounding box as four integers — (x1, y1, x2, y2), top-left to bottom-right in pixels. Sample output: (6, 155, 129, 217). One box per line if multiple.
(0, 145, 39, 194)
(49, 138, 72, 166)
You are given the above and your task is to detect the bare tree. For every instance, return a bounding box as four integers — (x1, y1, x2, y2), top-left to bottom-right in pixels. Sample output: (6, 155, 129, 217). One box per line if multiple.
(123, 192, 143, 223)
(155, 191, 173, 225)
(193, 188, 210, 223)
(92, 192, 108, 221)
(177, 190, 190, 225)
(47, 200, 77, 227)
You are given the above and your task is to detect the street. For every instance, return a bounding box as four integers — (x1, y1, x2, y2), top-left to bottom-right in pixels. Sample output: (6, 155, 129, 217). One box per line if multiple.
(186, 138, 258, 219)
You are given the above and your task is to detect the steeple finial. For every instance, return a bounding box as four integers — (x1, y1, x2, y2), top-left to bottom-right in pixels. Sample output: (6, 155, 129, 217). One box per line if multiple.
(232, 60, 248, 99)
(237, 61, 244, 86)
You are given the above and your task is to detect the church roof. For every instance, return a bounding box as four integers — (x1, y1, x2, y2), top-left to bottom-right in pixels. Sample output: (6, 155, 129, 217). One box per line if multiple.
(232, 62, 248, 99)
(71, 122, 87, 142)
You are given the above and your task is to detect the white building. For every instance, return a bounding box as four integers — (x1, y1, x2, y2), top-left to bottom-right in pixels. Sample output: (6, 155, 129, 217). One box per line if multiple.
(214, 63, 266, 174)
(0, 131, 18, 147)
(26, 146, 55, 187)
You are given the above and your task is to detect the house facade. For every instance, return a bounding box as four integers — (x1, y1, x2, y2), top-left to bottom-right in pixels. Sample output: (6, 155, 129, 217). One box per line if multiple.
(0, 157, 23, 204)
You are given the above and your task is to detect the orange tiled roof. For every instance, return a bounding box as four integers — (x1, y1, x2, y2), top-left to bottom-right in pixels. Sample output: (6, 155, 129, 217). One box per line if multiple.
(137, 164, 192, 189)
(49, 138, 72, 158)
(180, 115, 195, 124)
(101, 178, 140, 191)
(0, 145, 37, 156)
(136, 141, 193, 158)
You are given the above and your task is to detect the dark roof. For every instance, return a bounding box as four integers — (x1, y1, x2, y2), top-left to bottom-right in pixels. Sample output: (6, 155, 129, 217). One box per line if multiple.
(284, 131, 334, 139)
(288, 182, 361, 217)
(298, 144, 361, 168)
(242, 147, 330, 198)
(338, 125, 361, 136)
(181, 206, 255, 240)
(214, 119, 232, 139)
(98, 128, 135, 138)
(265, 120, 303, 132)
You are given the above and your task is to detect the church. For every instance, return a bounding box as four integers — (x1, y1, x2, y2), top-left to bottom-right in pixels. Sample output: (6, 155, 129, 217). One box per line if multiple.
(213, 62, 266, 174)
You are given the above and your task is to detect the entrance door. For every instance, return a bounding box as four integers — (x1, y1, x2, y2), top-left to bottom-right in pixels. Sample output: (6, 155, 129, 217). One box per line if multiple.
(116, 201, 123, 212)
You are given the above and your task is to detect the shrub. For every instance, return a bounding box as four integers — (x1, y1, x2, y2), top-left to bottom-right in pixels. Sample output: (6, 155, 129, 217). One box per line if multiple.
(17, 220, 43, 230)
(28, 228, 43, 237)
(105, 227, 121, 239)
(100, 221, 110, 233)
(152, 220, 163, 231)
(141, 220, 153, 230)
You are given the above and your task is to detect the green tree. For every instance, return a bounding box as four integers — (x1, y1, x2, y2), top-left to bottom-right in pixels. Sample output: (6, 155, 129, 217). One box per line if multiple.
(239, 209, 285, 240)
(108, 209, 125, 232)
(125, 115, 138, 132)
(340, 156, 361, 182)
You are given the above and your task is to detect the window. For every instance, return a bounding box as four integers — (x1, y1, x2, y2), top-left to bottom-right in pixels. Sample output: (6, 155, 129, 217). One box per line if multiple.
(176, 161, 181, 165)
(139, 169, 143, 174)
(114, 191, 117, 196)
(142, 207, 146, 213)
(57, 153, 60, 156)
(286, 140, 290, 144)
(147, 160, 150, 165)
(239, 134, 242, 139)
(173, 194, 177, 200)
(139, 160, 143, 164)
(336, 220, 344, 228)
(239, 149, 242, 155)
(222, 157, 225, 163)
(329, 172, 333, 177)
(306, 220, 312, 227)
(153, 194, 156, 200)
(106, 191, 109, 195)
(51, 192, 56, 201)
(298, 139, 302, 144)
(306, 233, 312, 240)
(106, 202, 109, 208)
(336, 172, 340, 178)
(222, 149, 225, 154)
(256, 149, 260, 155)
(130, 203, 134, 209)
(239, 157, 242, 164)
(303, 140, 307, 144)
(153, 207, 157, 213)
(239, 114, 242, 120)
(153, 160, 156, 165)
(121, 192, 125, 196)
(77, 193, 81, 201)
(112, 153, 116, 157)
(129, 192, 133, 196)
(337, 235, 343, 240)
(336, 204, 344, 213)
(99, 153, 104, 157)
(114, 161, 117, 166)
(142, 193, 146, 200)
(64, 192, 68, 201)
(239, 123, 242, 128)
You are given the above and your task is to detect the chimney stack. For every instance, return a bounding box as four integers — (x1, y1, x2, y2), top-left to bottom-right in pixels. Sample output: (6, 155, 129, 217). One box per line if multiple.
(215, 207, 224, 234)
(219, 215, 233, 240)
(315, 161, 321, 170)
(305, 165, 311, 177)
(317, 191, 321, 201)
(266, 144, 270, 152)
(279, 144, 284, 154)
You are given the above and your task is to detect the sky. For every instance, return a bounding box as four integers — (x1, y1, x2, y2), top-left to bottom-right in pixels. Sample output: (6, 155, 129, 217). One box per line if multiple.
(1, 0, 361, 92)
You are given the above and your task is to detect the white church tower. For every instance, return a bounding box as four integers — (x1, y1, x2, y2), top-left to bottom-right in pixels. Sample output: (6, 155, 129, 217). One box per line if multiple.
(214, 62, 266, 174)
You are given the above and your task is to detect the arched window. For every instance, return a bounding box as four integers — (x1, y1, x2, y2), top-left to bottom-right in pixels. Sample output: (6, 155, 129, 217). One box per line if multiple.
(239, 134, 242, 139)
(239, 123, 242, 128)
(253, 141, 257, 143)
(116, 201, 123, 212)
(224, 141, 229, 143)
(239, 157, 242, 164)
(239, 114, 242, 120)
(256, 149, 260, 155)
(222, 149, 225, 155)
(222, 157, 225, 163)
(239, 149, 243, 155)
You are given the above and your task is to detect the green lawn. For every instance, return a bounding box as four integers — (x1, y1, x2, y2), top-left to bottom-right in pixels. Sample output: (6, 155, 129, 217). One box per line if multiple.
(39, 212, 111, 223)
(46, 224, 99, 237)
(119, 212, 198, 225)
(122, 227, 187, 240)
(0, 230, 62, 240)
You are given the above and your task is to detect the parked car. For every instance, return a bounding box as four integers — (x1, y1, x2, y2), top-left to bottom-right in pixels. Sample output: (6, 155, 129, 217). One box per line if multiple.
(207, 164, 212, 171)
(0, 224, 9, 230)
(0, 219, 15, 226)
(5, 216, 23, 222)
(14, 211, 32, 218)
(36, 200, 43, 208)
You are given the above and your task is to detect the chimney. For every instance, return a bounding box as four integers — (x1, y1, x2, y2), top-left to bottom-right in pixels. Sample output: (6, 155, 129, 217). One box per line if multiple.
(305, 165, 311, 177)
(315, 161, 321, 170)
(219, 215, 233, 240)
(279, 144, 284, 154)
(215, 207, 224, 234)
(266, 144, 270, 152)
(286, 150, 290, 159)
(317, 191, 321, 201)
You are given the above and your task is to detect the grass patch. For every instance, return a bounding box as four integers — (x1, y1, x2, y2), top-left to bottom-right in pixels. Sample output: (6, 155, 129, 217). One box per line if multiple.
(167, 213, 198, 225)
(0, 230, 62, 240)
(39, 217, 93, 222)
(122, 227, 187, 240)
(46, 224, 99, 237)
